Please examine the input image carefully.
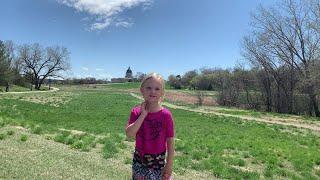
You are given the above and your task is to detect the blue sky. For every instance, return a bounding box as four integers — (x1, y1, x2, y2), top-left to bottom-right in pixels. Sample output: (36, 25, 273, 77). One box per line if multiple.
(0, 0, 277, 80)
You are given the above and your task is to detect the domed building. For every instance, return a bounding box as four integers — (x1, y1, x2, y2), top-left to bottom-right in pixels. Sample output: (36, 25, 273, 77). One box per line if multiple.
(111, 67, 137, 83)
(125, 67, 133, 79)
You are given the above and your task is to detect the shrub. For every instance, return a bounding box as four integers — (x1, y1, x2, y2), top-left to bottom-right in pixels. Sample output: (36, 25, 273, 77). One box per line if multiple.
(31, 125, 42, 134)
(0, 133, 5, 140)
(54, 130, 71, 143)
(0, 119, 5, 127)
(124, 157, 132, 164)
(71, 140, 85, 150)
(65, 135, 75, 145)
(7, 130, 14, 136)
(20, 134, 28, 141)
(103, 138, 119, 159)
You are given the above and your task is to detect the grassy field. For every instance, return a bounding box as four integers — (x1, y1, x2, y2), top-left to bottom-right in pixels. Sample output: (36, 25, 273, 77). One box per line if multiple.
(1, 84, 320, 179)
(0, 85, 30, 92)
(0, 85, 51, 93)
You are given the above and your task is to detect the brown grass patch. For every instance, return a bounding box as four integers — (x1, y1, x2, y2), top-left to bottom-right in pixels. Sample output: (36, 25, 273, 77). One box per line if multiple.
(0, 92, 76, 107)
(165, 90, 217, 106)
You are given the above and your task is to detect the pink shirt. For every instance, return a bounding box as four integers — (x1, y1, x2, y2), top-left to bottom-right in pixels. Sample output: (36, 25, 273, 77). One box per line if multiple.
(127, 106, 174, 157)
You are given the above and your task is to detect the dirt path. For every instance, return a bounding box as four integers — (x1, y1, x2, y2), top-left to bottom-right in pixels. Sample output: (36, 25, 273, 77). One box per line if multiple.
(130, 93, 320, 133)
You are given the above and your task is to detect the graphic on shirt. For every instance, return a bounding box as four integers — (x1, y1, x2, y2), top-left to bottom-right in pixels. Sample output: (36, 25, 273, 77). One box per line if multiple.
(138, 118, 163, 141)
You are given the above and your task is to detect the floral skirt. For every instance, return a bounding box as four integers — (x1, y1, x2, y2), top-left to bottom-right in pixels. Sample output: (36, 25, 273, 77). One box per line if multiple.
(132, 149, 174, 180)
(132, 160, 162, 180)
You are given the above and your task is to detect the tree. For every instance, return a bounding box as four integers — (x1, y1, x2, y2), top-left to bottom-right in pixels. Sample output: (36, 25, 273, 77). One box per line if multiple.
(167, 74, 182, 89)
(242, 35, 294, 113)
(233, 67, 260, 109)
(4, 40, 27, 87)
(0, 40, 12, 89)
(242, 0, 320, 116)
(256, 68, 273, 112)
(18, 43, 70, 90)
(135, 72, 146, 82)
(181, 70, 198, 88)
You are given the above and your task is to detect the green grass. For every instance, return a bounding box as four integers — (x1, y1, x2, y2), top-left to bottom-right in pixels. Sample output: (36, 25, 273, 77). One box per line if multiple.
(0, 133, 5, 140)
(172, 109, 320, 179)
(0, 91, 139, 134)
(0, 85, 51, 92)
(53, 129, 97, 152)
(103, 138, 119, 159)
(7, 130, 14, 135)
(170, 89, 218, 96)
(0, 85, 319, 179)
(0, 118, 6, 127)
(216, 109, 262, 117)
(31, 125, 43, 134)
(1, 85, 30, 92)
(107, 82, 141, 89)
(107, 82, 181, 90)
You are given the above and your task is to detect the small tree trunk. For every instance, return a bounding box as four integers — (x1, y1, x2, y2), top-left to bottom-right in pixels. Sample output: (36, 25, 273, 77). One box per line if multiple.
(276, 84, 281, 113)
(305, 68, 320, 117)
(245, 88, 251, 108)
(266, 78, 272, 112)
(34, 79, 40, 90)
(5, 82, 9, 92)
(309, 93, 320, 117)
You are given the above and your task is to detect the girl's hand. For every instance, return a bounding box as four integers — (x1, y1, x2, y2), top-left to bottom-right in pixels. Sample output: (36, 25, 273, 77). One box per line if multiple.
(140, 101, 149, 116)
(162, 165, 172, 180)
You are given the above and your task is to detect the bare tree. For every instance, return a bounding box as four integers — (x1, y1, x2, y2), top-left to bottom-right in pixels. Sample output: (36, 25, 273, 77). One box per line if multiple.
(135, 72, 146, 82)
(0, 40, 11, 88)
(243, 0, 320, 116)
(18, 43, 70, 90)
(242, 36, 285, 112)
(257, 68, 273, 112)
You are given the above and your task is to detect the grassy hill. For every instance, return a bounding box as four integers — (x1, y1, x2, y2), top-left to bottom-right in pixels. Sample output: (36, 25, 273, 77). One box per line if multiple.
(0, 84, 320, 179)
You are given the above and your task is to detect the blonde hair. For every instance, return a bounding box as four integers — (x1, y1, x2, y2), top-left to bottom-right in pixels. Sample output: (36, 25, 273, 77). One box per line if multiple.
(140, 72, 165, 90)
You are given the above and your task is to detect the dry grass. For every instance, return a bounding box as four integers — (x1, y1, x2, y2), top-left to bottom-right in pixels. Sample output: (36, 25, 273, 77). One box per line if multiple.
(0, 91, 76, 107)
(0, 125, 217, 179)
(0, 126, 131, 179)
(165, 90, 217, 106)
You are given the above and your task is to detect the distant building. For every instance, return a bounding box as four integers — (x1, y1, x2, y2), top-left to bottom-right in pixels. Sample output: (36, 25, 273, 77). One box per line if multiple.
(111, 67, 137, 83)
(125, 67, 133, 78)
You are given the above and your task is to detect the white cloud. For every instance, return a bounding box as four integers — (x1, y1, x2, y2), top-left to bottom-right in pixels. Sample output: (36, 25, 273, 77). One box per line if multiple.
(82, 67, 89, 71)
(95, 68, 104, 71)
(57, 0, 152, 30)
(115, 20, 133, 28)
(91, 19, 111, 30)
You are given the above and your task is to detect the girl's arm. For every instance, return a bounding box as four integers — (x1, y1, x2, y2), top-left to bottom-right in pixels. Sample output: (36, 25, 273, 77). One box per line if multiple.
(125, 102, 148, 138)
(125, 112, 147, 138)
(163, 137, 175, 179)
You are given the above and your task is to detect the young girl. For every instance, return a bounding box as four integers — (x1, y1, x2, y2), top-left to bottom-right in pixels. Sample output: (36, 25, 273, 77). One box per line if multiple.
(126, 73, 175, 180)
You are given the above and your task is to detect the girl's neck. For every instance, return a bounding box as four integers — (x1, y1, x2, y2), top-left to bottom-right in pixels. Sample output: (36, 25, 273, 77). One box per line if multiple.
(147, 102, 162, 112)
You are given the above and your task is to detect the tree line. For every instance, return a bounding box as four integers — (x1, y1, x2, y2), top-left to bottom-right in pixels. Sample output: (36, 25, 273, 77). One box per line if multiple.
(0, 39, 147, 89)
(0, 41, 70, 91)
(168, 0, 320, 117)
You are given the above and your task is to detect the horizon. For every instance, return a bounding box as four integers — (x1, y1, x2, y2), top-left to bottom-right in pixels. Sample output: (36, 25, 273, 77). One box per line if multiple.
(1, 0, 277, 80)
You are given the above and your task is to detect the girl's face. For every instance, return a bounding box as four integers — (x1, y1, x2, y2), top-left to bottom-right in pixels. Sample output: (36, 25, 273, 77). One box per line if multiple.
(140, 78, 164, 104)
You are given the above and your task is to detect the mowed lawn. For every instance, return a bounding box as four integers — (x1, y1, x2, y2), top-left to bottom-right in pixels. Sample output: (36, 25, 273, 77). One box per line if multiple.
(0, 84, 320, 179)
